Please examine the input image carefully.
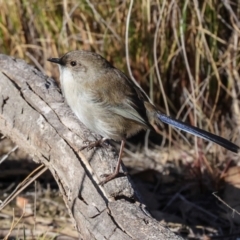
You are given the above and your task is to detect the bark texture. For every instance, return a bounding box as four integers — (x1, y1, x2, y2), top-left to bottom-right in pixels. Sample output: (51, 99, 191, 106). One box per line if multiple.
(0, 54, 182, 240)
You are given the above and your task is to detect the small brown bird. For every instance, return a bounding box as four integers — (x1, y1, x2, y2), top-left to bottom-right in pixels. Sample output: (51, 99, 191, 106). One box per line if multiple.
(48, 50, 240, 185)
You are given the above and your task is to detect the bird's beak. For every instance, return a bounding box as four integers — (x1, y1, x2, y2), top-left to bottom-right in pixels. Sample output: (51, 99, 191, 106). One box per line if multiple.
(47, 57, 62, 65)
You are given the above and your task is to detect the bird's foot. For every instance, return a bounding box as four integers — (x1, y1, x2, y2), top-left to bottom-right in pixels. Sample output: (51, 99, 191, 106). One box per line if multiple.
(80, 138, 109, 151)
(98, 171, 127, 185)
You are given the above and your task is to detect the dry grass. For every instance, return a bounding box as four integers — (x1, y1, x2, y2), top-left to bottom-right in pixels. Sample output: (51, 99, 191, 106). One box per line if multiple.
(1, 0, 240, 239)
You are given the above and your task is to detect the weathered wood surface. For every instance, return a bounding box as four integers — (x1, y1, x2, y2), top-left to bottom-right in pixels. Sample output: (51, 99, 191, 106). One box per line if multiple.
(0, 54, 182, 240)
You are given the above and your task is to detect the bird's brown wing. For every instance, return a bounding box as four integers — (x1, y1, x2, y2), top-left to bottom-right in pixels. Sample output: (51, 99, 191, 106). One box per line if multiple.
(91, 66, 153, 128)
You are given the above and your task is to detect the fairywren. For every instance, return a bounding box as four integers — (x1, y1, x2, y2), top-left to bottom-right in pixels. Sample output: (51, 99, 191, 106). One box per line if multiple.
(48, 50, 240, 185)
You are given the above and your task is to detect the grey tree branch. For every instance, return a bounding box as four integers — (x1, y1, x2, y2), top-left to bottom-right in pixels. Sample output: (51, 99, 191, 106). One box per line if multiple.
(0, 54, 182, 240)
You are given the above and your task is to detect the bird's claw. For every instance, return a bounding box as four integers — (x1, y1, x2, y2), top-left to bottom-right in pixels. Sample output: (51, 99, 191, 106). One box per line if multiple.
(98, 171, 127, 186)
(80, 138, 109, 151)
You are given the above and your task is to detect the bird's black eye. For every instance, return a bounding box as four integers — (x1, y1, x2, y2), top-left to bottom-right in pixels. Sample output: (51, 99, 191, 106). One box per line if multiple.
(70, 61, 77, 67)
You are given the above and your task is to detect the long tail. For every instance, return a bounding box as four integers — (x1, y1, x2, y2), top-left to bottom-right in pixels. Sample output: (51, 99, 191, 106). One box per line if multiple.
(157, 113, 240, 153)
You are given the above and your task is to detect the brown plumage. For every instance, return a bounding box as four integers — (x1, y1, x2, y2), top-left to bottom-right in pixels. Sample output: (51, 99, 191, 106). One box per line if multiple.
(48, 50, 240, 185)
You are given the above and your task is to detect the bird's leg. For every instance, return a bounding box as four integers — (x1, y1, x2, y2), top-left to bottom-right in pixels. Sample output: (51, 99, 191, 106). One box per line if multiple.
(99, 139, 126, 185)
(80, 137, 109, 151)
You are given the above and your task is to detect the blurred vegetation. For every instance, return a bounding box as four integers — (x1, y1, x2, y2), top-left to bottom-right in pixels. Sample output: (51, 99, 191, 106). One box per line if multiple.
(1, 0, 240, 146)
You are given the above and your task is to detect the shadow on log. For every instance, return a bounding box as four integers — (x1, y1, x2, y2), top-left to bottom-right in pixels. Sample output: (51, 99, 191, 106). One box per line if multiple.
(0, 54, 182, 239)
